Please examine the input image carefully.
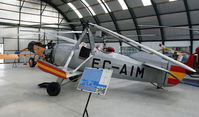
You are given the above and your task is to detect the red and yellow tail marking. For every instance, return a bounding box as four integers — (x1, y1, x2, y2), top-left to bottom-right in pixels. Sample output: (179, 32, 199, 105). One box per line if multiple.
(37, 60, 66, 79)
(168, 65, 186, 85)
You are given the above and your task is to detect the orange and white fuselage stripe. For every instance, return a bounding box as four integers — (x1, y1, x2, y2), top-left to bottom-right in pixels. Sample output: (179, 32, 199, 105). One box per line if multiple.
(37, 60, 67, 79)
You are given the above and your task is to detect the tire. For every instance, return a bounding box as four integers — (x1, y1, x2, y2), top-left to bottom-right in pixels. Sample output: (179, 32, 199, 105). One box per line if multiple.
(47, 82, 61, 96)
(29, 58, 36, 67)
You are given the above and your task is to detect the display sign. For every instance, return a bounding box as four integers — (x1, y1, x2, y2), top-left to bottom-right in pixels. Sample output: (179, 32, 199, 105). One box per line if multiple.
(77, 67, 113, 95)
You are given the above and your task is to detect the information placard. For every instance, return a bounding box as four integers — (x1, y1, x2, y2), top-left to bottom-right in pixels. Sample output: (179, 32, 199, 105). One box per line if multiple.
(77, 67, 113, 95)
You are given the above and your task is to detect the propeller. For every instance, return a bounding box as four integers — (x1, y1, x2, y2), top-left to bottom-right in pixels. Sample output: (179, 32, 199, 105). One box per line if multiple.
(89, 23, 196, 73)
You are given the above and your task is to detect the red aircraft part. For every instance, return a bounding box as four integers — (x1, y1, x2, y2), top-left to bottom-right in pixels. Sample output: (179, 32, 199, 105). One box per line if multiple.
(181, 51, 194, 74)
(168, 65, 186, 85)
(37, 60, 66, 79)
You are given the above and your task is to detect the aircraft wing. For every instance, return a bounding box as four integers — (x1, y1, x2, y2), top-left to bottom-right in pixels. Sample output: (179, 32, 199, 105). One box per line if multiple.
(143, 63, 183, 83)
(0, 54, 19, 59)
(0, 53, 35, 60)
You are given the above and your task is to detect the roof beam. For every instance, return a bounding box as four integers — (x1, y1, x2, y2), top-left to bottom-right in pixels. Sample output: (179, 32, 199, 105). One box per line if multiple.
(100, 0, 120, 33)
(123, 0, 142, 43)
(80, 0, 100, 25)
(183, 0, 193, 53)
(41, 0, 76, 31)
(151, 0, 165, 45)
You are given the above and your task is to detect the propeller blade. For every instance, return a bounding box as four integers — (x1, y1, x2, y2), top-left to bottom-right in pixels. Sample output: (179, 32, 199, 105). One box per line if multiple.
(89, 23, 196, 73)
(19, 48, 28, 53)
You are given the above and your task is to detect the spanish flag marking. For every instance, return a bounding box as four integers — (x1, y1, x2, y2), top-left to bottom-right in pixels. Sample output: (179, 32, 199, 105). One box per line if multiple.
(168, 65, 186, 85)
(37, 60, 66, 79)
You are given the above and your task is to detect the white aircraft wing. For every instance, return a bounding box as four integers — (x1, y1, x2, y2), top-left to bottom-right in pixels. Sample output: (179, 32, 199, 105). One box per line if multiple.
(46, 33, 77, 44)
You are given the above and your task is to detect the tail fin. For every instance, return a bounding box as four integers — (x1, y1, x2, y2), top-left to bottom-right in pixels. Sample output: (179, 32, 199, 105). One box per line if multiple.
(184, 54, 194, 68)
(167, 65, 186, 85)
(182, 52, 195, 74)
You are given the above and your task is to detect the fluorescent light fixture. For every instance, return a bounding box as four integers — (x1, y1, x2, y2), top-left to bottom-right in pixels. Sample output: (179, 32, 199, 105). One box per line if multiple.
(141, 0, 152, 6)
(169, 0, 177, 1)
(81, 0, 96, 15)
(118, 0, 128, 10)
(97, 0, 111, 13)
(67, 3, 83, 18)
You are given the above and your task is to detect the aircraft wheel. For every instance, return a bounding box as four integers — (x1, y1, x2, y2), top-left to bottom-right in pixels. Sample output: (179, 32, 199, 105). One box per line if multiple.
(29, 58, 36, 67)
(47, 82, 61, 96)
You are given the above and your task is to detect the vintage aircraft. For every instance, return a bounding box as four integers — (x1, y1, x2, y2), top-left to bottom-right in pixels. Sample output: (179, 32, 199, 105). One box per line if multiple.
(24, 23, 195, 96)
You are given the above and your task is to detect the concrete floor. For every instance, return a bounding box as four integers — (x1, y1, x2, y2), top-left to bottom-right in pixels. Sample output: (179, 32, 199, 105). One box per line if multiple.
(0, 64, 199, 117)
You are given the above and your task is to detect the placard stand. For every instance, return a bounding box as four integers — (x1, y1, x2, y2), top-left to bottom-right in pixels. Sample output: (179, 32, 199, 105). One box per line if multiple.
(82, 93, 92, 117)
(77, 68, 113, 117)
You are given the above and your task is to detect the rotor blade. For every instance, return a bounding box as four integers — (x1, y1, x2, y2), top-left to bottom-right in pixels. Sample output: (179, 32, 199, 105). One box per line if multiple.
(139, 25, 199, 32)
(45, 32, 77, 44)
(57, 31, 82, 34)
(39, 22, 80, 26)
(19, 30, 76, 44)
(89, 23, 196, 73)
(125, 34, 156, 37)
(20, 30, 82, 34)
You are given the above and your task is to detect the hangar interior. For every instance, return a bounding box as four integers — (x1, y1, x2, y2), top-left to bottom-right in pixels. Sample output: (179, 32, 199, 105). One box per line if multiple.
(0, 0, 199, 117)
(1, 0, 199, 62)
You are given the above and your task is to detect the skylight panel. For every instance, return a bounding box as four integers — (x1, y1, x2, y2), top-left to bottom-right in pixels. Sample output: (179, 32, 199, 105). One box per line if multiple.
(67, 3, 83, 18)
(81, 0, 96, 15)
(97, 0, 111, 13)
(141, 0, 152, 6)
(118, 0, 128, 10)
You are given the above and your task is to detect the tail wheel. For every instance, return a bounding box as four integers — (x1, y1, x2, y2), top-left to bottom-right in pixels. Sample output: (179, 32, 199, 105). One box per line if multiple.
(47, 82, 61, 96)
(29, 58, 36, 67)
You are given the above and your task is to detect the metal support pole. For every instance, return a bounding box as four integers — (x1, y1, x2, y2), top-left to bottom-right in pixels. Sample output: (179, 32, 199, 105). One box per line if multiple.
(39, 1, 43, 41)
(57, 13, 60, 44)
(183, 0, 193, 53)
(18, 0, 24, 63)
(82, 93, 92, 117)
(151, 0, 165, 45)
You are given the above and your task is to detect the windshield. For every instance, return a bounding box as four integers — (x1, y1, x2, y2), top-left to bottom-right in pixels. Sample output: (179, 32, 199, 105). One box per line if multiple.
(180, 53, 190, 63)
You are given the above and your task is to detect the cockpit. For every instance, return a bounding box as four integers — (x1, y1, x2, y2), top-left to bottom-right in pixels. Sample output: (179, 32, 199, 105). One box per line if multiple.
(179, 52, 190, 63)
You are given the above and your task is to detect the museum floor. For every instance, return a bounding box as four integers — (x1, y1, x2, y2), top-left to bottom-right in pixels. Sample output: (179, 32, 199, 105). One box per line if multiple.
(0, 64, 198, 117)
